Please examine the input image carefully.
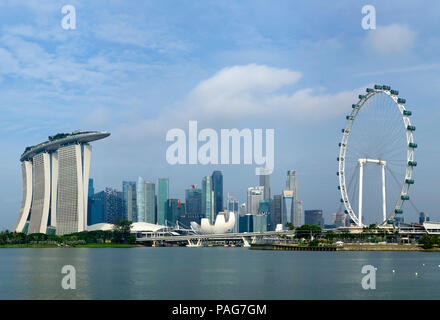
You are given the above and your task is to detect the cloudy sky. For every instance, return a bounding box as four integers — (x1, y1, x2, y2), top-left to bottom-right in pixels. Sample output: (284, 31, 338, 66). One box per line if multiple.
(0, 0, 439, 229)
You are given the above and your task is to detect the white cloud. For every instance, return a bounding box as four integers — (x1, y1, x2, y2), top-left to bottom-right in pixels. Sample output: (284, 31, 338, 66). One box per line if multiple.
(186, 64, 302, 119)
(114, 64, 361, 142)
(365, 24, 416, 55)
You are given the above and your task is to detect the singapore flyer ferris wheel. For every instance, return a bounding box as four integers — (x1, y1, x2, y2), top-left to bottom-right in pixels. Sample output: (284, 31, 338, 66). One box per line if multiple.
(337, 85, 416, 226)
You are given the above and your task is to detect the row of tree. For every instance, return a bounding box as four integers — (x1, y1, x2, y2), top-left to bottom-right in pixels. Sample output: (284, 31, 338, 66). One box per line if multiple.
(0, 219, 135, 245)
(418, 234, 440, 249)
(285, 224, 398, 242)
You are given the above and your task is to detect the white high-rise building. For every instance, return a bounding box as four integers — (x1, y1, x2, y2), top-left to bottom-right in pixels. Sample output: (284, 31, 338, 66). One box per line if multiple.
(258, 167, 271, 200)
(13, 131, 110, 235)
(285, 170, 302, 227)
(239, 203, 247, 216)
(247, 186, 264, 215)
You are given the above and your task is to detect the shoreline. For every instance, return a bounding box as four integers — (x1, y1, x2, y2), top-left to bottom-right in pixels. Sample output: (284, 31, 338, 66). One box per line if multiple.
(1, 243, 439, 251)
(250, 243, 440, 252)
(0, 243, 139, 248)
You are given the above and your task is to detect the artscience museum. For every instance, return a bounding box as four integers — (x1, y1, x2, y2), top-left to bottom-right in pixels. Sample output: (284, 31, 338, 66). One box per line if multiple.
(191, 211, 236, 234)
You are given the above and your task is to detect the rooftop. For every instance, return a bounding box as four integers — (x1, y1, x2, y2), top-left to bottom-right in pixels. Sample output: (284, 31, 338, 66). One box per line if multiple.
(20, 130, 110, 162)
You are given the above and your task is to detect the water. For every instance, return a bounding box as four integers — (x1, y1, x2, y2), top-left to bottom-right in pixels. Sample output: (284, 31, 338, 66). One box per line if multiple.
(0, 247, 439, 299)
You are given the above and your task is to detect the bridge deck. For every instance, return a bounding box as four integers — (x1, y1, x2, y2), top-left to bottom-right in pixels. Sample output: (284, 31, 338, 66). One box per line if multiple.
(136, 231, 294, 242)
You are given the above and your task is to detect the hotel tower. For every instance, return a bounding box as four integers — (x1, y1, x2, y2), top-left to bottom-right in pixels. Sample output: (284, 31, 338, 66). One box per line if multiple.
(13, 131, 110, 235)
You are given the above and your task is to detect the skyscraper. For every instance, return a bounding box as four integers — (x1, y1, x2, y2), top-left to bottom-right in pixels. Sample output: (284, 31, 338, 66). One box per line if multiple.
(87, 178, 95, 225)
(136, 176, 145, 222)
(305, 209, 324, 228)
(247, 186, 264, 215)
(88, 179, 95, 198)
(202, 176, 214, 224)
(272, 194, 282, 230)
(13, 131, 110, 235)
(89, 191, 105, 225)
(296, 200, 303, 227)
(122, 181, 136, 220)
(165, 199, 180, 226)
(285, 170, 302, 226)
(239, 203, 247, 216)
(419, 212, 430, 224)
(145, 181, 156, 224)
(226, 194, 239, 233)
(127, 183, 137, 222)
(258, 167, 271, 200)
(98, 187, 124, 224)
(282, 190, 294, 226)
(239, 214, 254, 233)
(286, 170, 298, 192)
(253, 214, 268, 233)
(211, 170, 223, 216)
(185, 186, 202, 225)
(157, 178, 169, 225)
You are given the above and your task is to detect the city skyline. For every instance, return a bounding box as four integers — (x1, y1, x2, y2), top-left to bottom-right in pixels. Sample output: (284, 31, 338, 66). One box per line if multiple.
(0, 1, 439, 230)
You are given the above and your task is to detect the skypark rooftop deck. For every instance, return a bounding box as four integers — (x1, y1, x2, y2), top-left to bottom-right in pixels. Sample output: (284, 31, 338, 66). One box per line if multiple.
(20, 131, 110, 162)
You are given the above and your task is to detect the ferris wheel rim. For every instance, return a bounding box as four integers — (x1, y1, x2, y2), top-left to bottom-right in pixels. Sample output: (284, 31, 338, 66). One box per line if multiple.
(337, 85, 416, 227)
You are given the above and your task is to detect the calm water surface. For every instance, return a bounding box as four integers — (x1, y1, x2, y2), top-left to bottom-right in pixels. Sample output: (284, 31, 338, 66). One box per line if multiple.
(0, 247, 439, 299)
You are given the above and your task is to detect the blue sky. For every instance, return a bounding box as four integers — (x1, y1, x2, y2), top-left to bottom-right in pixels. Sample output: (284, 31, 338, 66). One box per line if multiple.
(0, 0, 439, 229)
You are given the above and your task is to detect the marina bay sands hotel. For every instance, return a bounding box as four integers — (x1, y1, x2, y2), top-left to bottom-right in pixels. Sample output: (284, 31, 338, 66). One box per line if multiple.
(13, 131, 110, 235)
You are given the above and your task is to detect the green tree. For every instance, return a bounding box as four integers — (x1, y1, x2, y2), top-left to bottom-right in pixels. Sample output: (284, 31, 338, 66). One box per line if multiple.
(113, 219, 133, 243)
(295, 224, 322, 239)
(285, 222, 294, 230)
(419, 234, 436, 249)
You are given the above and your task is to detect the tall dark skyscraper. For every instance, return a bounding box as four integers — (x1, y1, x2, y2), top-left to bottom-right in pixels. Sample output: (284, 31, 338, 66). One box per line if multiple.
(96, 187, 124, 224)
(87, 178, 95, 225)
(89, 192, 105, 225)
(185, 186, 202, 225)
(165, 199, 181, 226)
(211, 170, 223, 216)
(304, 209, 324, 228)
(272, 194, 282, 230)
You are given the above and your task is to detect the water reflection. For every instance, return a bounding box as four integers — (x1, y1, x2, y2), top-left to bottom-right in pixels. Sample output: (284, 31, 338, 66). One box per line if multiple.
(0, 248, 440, 299)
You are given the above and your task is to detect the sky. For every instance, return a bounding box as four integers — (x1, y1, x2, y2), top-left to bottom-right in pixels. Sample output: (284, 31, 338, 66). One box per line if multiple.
(0, 0, 439, 229)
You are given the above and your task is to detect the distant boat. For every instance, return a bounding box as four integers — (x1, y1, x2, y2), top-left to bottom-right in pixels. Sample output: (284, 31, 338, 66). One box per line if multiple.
(187, 239, 203, 247)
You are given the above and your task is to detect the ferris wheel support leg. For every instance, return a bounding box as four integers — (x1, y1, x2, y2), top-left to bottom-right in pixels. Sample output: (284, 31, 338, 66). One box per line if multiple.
(382, 164, 387, 223)
(358, 163, 364, 226)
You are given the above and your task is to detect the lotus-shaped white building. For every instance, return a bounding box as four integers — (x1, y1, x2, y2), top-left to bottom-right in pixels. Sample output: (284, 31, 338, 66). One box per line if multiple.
(191, 212, 236, 234)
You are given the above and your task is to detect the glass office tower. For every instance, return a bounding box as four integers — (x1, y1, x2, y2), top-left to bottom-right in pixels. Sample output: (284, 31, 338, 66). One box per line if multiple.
(122, 181, 136, 220)
(127, 183, 137, 222)
(211, 170, 223, 217)
(185, 187, 202, 225)
(202, 176, 214, 224)
(157, 178, 169, 225)
(145, 181, 156, 224)
(136, 176, 145, 222)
